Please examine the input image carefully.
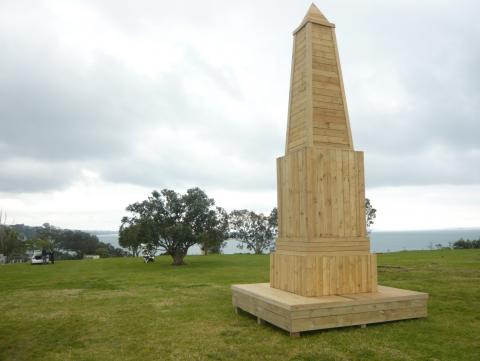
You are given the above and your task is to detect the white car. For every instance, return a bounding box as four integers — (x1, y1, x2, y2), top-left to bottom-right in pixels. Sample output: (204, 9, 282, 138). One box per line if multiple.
(31, 250, 49, 265)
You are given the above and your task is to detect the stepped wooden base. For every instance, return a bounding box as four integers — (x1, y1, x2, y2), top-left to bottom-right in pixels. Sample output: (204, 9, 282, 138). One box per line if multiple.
(232, 283, 428, 336)
(270, 252, 378, 296)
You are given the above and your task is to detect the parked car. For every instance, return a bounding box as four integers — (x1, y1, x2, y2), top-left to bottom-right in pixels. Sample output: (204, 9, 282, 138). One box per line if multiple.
(31, 250, 49, 265)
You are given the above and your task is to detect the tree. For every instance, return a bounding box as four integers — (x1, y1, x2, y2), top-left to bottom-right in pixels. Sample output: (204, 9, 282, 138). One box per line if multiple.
(118, 221, 144, 256)
(230, 208, 277, 254)
(35, 223, 61, 250)
(95, 242, 127, 258)
(25, 238, 54, 252)
(365, 198, 376, 232)
(55, 229, 101, 258)
(199, 207, 229, 255)
(0, 227, 23, 257)
(122, 188, 227, 265)
(0, 210, 24, 257)
(453, 238, 480, 249)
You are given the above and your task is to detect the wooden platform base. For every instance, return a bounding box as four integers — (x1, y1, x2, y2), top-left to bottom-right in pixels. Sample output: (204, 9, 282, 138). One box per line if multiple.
(232, 283, 427, 336)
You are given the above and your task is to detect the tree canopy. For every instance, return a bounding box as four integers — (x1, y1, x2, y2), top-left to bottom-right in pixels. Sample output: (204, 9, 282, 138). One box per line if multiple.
(118, 222, 144, 257)
(121, 188, 229, 265)
(365, 198, 376, 232)
(1, 218, 125, 261)
(229, 208, 277, 254)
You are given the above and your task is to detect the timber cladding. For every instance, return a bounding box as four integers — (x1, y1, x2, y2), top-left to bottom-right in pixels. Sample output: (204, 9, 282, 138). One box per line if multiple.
(232, 4, 428, 335)
(270, 252, 378, 297)
(273, 2, 377, 298)
(286, 15, 353, 153)
(232, 284, 428, 334)
(276, 147, 367, 240)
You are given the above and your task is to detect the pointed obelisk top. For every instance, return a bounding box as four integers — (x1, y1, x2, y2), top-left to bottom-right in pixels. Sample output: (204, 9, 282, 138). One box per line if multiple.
(294, 3, 335, 34)
(304, 3, 329, 22)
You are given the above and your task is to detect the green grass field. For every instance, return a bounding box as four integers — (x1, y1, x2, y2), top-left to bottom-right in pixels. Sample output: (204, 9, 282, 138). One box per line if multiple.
(0, 250, 479, 361)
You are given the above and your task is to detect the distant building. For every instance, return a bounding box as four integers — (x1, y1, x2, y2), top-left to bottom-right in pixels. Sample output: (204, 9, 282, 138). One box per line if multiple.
(83, 255, 100, 260)
(0, 254, 6, 264)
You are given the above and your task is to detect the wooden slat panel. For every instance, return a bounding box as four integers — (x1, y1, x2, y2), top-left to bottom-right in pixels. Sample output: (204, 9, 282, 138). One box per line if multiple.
(312, 86, 342, 97)
(270, 253, 377, 296)
(324, 149, 333, 236)
(342, 150, 351, 236)
(313, 122, 346, 130)
(313, 127, 347, 137)
(232, 283, 427, 334)
(313, 100, 344, 110)
(312, 80, 341, 91)
(312, 62, 338, 74)
(312, 56, 337, 66)
(314, 135, 349, 145)
(292, 306, 428, 332)
(311, 38, 334, 48)
(357, 152, 366, 237)
(348, 151, 358, 236)
(312, 73, 340, 85)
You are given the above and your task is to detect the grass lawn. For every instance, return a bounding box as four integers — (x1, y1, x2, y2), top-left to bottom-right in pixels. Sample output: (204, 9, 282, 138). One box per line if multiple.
(0, 250, 479, 361)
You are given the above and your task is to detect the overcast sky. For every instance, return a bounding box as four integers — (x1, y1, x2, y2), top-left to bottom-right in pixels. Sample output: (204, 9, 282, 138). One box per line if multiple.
(1, 0, 479, 231)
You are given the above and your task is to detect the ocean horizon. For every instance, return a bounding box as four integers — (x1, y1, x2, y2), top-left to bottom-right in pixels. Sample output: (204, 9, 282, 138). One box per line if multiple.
(95, 227, 480, 255)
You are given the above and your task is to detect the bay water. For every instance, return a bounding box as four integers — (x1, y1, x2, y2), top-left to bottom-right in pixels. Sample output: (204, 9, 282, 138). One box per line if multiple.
(96, 228, 480, 255)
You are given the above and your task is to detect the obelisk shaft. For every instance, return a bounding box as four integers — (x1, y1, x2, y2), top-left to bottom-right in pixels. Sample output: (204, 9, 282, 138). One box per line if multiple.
(270, 4, 378, 296)
(285, 4, 354, 153)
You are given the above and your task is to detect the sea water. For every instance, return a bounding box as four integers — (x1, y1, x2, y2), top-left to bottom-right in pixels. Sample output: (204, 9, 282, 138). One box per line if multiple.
(95, 228, 480, 255)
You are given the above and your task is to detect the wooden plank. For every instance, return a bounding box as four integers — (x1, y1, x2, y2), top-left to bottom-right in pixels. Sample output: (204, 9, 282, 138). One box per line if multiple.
(330, 151, 339, 237)
(357, 152, 367, 237)
(274, 245, 370, 253)
(312, 93, 343, 105)
(276, 236, 369, 243)
(312, 44, 336, 54)
(275, 239, 370, 246)
(334, 150, 343, 237)
(312, 49, 336, 60)
(306, 148, 316, 240)
(304, 22, 314, 148)
(312, 63, 338, 74)
(313, 122, 346, 131)
(323, 149, 332, 236)
(291, 306, 427, 332)
(313, 107, 345, 118)
(313, 127, 347, 137)
(311, 38, 334, 48)
(342, 150, 351, 236)
(311, 68, 338, 78)
(313, 100, 345, 110)
(312, 73, 340, 85)
(312, 80, 341, 91)
(234, 297, 291, 331)
(312, 56, 337, 66)
(314, 135, 349, 145)
(312, 86, 342, 97)
(349, 151, 357, 236)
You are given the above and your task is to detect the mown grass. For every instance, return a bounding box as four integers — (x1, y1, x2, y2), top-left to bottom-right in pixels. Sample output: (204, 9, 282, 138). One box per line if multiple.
(0, 250, 479, 361)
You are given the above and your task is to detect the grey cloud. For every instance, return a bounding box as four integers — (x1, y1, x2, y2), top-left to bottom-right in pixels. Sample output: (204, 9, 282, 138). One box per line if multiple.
(0, 159, 78, 192)
(1, 0, 480, 195)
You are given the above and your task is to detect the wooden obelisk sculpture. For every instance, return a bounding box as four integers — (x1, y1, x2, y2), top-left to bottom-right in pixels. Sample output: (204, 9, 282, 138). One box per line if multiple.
(269, 3, 377, 297)
(232, 4, 427, 336)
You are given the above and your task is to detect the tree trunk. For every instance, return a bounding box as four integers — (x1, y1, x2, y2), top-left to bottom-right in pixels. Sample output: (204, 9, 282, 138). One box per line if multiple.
(171, 251, 187, 266)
